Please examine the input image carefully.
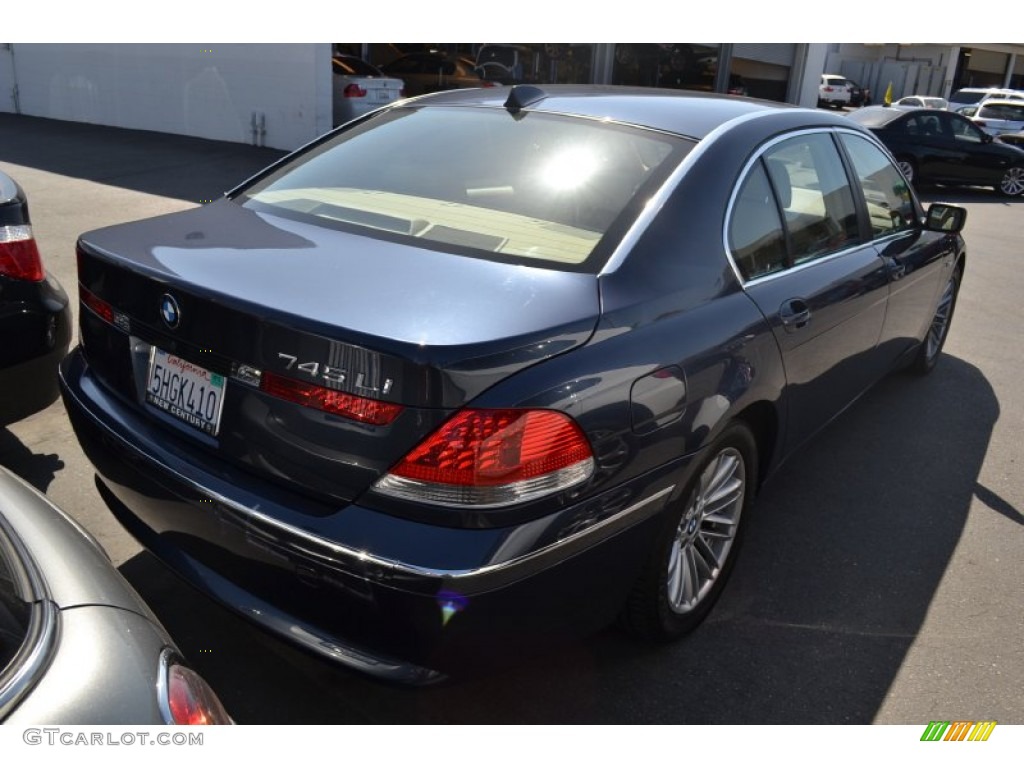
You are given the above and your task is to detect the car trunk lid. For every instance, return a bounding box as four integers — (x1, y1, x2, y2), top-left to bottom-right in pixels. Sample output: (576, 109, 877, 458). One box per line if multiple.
(76, 200, 600, 505)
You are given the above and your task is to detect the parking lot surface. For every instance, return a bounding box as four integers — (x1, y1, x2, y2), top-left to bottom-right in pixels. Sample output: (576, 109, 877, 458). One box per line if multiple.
(1, 112, 1022, 724)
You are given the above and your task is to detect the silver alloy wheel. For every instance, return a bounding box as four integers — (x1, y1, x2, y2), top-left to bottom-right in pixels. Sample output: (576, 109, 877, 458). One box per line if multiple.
(897, 159, 915, 183)
(999, 166, 1024, 196)
(666, 447, 746, 614)
(925, 274, 957, 361)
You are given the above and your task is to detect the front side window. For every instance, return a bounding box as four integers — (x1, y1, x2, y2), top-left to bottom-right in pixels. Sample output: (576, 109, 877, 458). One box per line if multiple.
(728, 132, 862, 280)
(839, 133, 916, 237)
(761, 133, 860, 266)
(947, 114, 986, 143)
(240, 106, 689, 272)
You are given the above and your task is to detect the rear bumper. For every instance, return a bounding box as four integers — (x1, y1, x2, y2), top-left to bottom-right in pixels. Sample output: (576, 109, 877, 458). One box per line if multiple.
(0, 295, 71, 425)
(59, 347, 682, 678)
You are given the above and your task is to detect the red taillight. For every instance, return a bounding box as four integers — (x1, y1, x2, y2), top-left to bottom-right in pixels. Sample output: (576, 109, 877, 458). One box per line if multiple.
(823, 86, 834, 92)
(375, 408, 594, 507)
(166, 663, 232, 725)
(0, 225, 44, 282)
(261, 370, 402, 425)
(480, 81, 497, 88)
(343, 83, 367, 98)
(80, 286, 115, 324)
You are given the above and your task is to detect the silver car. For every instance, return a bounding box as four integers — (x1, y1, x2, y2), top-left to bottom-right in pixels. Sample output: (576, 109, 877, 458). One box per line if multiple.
(0, 467, 231, 724)
(332, 55, 404, 127)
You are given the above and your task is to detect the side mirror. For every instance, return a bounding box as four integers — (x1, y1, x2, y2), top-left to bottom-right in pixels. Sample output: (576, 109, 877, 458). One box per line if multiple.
(981, 132, 994, 144)
(925, 203, 967, 233)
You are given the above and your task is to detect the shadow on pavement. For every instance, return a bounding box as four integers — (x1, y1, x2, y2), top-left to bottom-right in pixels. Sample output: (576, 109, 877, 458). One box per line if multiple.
(0, 113, 285, 203)
(120, 355, 998, 724)
(0, 426, 64, 493)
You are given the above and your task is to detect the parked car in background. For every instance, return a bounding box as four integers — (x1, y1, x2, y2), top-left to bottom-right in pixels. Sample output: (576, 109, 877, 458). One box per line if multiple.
(948, 87, 1024, 110)
(818, 74, 852, 108)
(847, 105, 1024, 196)
(474, 44, 541, 85)
(0, 169, 72, 426)
(382, 51, 497, 97)
(61, 85, 968, 682)
(846, 79, 871, 107)
(957, 99, 1024, 137)
(331, 55, 404, 127)
(0, 466, 232, 724)
(726, 74, 749, 96)
(894, 95, 949, 110)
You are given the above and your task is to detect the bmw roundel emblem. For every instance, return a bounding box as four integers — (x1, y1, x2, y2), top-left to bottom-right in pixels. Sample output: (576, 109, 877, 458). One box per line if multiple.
(160, 293, 181, 329)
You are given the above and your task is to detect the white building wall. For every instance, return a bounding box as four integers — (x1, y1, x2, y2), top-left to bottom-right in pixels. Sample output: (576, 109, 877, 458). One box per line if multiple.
(0, 43, 331, 151)
(796, 44, 829, 107)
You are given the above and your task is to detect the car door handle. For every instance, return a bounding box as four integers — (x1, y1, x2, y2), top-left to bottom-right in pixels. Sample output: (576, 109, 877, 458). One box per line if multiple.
(779, 298, 811, 332)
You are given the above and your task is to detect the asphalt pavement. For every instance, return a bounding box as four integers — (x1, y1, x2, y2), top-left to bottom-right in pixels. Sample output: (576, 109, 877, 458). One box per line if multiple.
(1, 112, 1021, 725)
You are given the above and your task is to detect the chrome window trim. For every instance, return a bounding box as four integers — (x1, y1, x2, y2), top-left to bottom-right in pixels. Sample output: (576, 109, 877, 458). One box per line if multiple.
(723, 126, 922, 288)
(600, 109, 774, 276)
(0, 515, 58, 721)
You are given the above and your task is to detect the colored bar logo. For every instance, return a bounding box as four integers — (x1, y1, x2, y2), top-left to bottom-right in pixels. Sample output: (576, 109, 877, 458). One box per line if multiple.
(920, 721, 997, 741)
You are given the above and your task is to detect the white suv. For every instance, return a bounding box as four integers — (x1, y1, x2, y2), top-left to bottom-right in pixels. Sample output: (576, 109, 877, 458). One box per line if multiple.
(960, 100, 1024, 136)
(818, 75, 852, 109)
(948, 87, 1024, 110)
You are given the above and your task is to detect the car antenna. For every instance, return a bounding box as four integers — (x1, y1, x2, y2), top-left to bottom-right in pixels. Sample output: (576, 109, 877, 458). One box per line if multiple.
(504, 85, 547, 116)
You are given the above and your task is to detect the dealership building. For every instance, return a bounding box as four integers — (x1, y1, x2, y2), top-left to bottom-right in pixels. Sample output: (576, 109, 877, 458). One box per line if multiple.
(1, 43, 1022, 152)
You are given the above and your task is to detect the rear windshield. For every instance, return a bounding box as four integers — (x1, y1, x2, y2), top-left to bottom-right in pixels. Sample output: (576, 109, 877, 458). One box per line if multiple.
(950, 89, 996, 105)
(0, 529, 30, 676)
(239, 106, 690, 272)
(332, 57, 382, 78)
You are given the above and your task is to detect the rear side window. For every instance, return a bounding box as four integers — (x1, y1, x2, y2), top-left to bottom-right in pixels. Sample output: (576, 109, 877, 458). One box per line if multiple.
(729, 132, 860, 280)
(728, 162, 786, 280)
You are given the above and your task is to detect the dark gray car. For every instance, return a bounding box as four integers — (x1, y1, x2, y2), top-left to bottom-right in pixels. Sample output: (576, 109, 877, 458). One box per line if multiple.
(0, 467, 231, 724)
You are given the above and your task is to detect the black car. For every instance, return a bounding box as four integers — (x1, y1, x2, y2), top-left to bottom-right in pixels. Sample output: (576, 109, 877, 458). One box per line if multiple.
(0, 170, 72, 425)
(847, 105, 1024, 196)
(60, 86, 967, 682)
(847, 79, 871, 107)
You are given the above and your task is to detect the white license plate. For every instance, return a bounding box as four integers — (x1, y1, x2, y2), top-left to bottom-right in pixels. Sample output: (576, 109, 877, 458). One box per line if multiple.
(145, 348, 226, 436)
(374, 90, 392, 101)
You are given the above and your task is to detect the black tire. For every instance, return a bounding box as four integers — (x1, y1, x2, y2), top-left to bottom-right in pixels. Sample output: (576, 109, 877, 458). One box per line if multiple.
(896, 157, 916, 185)
(912, 267, 961, 375)
(620, 422, 758, 641)
(997, 165, 1024, 197)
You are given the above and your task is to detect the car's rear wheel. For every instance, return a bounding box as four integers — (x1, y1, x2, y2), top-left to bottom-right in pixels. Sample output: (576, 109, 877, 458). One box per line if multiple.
(896, 157, 916, 184)
(912, 267, 961, 375)
(620, 422, 757, 640)
(997, 165, 1024, 196)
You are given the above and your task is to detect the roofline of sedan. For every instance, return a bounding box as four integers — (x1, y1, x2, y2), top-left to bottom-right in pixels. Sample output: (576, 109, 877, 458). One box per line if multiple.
(600, 109, 778, 275)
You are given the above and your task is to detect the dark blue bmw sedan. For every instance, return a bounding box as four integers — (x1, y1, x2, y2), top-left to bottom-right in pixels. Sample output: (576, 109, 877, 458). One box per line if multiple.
(59, 86, 967, 682)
